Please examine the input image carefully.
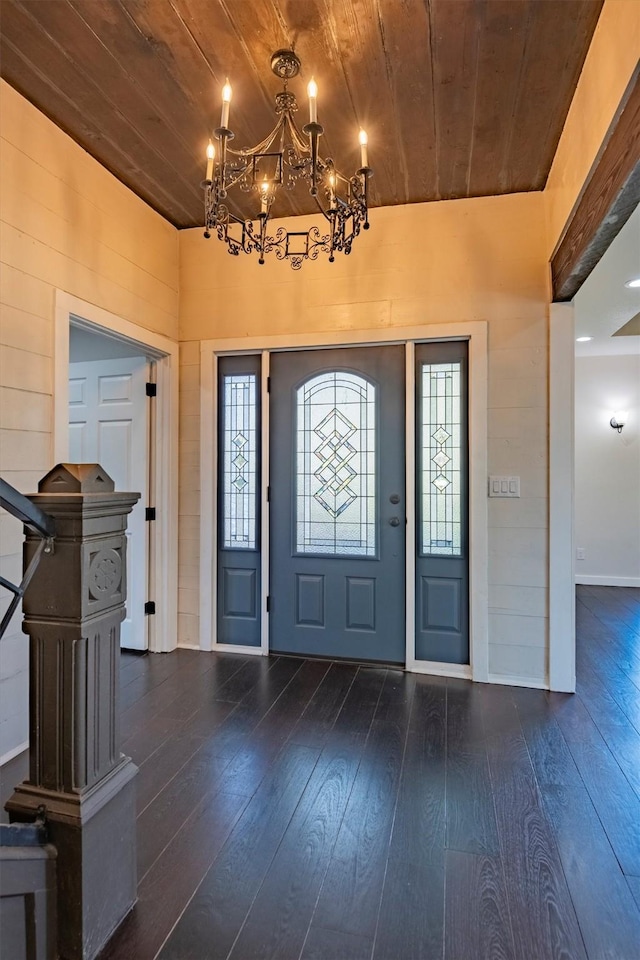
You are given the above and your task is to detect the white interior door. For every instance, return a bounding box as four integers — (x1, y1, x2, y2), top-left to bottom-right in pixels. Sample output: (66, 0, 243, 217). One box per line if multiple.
(68, 356, 149, 650)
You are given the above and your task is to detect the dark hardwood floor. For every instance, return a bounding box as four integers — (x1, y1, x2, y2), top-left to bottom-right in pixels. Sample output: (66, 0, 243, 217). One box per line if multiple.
(5, 585, 639, 959)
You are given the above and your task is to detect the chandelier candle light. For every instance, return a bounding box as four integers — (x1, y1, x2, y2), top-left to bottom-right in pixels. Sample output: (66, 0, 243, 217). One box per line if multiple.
(201, 50, 372, 269)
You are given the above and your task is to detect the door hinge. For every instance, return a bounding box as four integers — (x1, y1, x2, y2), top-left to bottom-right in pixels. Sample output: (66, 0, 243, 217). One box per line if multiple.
(144, 601, 156, 615)
(266, 596, 271, 613)
(266, 486, 270, 503)
(267, 376, 271, 393)
(146, 382, 157, 397)
(145, 507, 156, 521)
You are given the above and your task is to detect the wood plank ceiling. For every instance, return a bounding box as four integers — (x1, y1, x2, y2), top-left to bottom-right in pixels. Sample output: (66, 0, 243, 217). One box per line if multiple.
(0, 0, 603, 229)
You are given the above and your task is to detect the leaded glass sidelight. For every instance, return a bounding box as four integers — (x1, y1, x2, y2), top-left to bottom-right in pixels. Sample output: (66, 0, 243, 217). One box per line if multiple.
(420, 362, 462, 556)
(296, 371, 376, 556)
(222, 374, 258, 549)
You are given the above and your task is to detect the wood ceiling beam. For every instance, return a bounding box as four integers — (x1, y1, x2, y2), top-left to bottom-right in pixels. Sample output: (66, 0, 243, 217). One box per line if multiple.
(551, 65, 640, 303)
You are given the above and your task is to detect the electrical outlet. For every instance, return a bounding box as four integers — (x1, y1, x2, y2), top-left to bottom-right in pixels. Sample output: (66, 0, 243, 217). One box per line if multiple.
(488, 476, 520, 497)
(576, 548, 586, 560)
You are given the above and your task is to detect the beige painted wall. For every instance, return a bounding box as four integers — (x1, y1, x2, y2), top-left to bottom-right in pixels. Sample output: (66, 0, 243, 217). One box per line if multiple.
(545, 0, 640, 256)
(179, 192, 550, 684)
(0, 81, 179, 759)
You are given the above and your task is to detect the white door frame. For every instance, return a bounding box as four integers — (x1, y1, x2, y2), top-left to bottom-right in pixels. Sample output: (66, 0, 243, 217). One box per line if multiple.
(54, 290, 179, 654)
(549, 302, 576, 692)
(200, 322, 489, 683)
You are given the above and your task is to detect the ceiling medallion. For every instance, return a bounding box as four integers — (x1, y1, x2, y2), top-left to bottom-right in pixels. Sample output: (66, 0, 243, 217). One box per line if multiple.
(201, 50, 372, 269)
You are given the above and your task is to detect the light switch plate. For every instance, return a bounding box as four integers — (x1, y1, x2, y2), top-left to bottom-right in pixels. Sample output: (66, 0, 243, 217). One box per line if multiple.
(488, 475, 520, 497)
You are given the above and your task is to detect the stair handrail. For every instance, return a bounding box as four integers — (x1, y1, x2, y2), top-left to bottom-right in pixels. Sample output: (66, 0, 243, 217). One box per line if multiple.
(0, 477, 56, 639)
(0, 478, 56, 538)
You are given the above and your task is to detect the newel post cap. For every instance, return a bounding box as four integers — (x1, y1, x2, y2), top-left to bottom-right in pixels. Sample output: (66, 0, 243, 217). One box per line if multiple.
(38, 463, 115, 493)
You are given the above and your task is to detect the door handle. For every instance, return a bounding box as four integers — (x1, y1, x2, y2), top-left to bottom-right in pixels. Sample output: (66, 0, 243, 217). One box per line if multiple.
(389, 516, 400, 527)
(389, 493, 400, 504)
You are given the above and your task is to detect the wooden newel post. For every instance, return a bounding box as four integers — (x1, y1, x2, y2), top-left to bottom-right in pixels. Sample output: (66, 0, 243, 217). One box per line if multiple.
(6, 464, 140, 960)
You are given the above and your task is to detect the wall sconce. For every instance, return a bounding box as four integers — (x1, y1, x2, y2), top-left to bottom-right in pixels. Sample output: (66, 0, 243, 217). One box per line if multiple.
(610, 411, 628, 433)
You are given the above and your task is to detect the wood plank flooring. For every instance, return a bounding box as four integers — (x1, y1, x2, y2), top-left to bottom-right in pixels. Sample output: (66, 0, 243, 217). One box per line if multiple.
(11, 584, 638, 960)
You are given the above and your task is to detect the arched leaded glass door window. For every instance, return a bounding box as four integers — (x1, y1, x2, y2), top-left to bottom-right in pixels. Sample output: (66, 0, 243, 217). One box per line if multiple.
(296, 371, 376, 556)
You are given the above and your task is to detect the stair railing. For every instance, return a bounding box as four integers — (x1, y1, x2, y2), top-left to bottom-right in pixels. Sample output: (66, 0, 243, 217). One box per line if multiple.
(0, 477, 56, 640)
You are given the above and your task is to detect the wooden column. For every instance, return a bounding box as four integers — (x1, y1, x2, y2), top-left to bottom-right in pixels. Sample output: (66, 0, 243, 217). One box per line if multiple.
(6, 464, 140, 960)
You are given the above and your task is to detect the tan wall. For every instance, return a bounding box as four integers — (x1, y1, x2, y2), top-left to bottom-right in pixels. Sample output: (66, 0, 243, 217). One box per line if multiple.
(545, 0, 640, 255)
(0, 81, 179, 758)
(179, 192, 549, 683)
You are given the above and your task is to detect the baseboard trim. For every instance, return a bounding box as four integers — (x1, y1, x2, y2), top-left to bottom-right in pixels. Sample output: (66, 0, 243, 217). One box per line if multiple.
(408, 661, 472, 680)
(486, 673, 549, 690)
(179, 641, 264, 656)
(209, 644, 264, 656)
(0, 740, 29, 768)
(576, 575, 640, 588)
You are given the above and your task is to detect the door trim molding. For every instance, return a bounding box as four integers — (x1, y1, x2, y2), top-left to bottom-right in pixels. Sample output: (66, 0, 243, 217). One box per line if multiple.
(200, 322, 489, 681)
(54, 290, 179, 654)
(404, 343, 417, 669)
(260, 351, 271, 654)
(412, 661, 472, 680)
(549, 302, 576, 692)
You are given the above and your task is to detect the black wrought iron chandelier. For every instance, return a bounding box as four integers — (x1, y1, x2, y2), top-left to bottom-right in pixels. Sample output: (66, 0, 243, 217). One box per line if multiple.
(201, 49, 372, 269)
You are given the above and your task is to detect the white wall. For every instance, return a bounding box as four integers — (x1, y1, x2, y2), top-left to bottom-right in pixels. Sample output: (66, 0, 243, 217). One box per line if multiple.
(575, 354, 640, 586)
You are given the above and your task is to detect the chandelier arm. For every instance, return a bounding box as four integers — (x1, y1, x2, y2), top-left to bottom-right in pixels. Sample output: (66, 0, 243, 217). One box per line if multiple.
(303, 121, 323, 196)
(225, 111, 288, 159)
(333, 170, 352, 188)
(312, 192, 332, 222)
(285, 113, 313, 157)
(226, 123, 282, 159)
(220, 167, 251, 191)
(257, 214, 268, 265)
(328, 214, 336, 263)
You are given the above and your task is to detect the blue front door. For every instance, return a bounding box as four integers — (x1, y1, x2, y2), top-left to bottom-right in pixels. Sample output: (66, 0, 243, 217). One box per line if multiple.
(269, 345, 406, 663)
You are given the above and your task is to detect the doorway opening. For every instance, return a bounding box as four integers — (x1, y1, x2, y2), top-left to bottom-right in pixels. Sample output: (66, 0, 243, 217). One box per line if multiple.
(68, 327, 151, 649)
(54, 291, 179, 654)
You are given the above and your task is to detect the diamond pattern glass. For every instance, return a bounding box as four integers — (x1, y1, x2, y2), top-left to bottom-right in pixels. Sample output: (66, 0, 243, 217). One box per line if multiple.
(420, 362, 462, 556)
(297, 372, 376, 556)
(222, 374, 257, 549)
